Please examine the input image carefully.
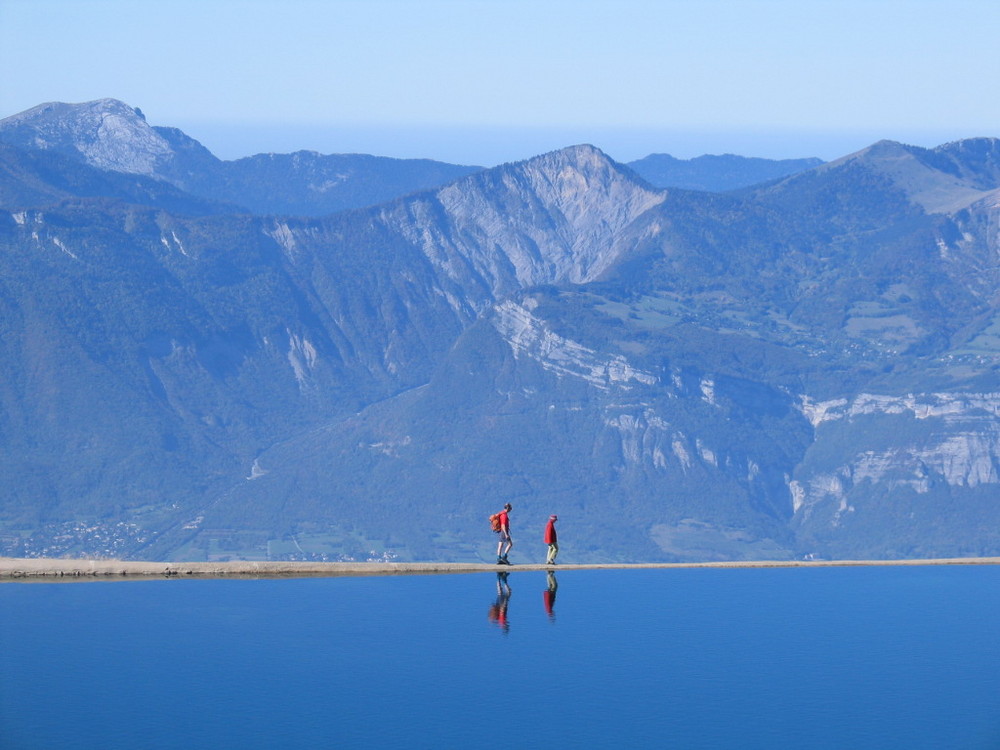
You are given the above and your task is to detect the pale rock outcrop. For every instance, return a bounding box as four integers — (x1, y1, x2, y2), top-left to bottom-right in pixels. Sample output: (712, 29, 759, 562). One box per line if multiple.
(389, 145, 665, 298)
(491, 300, 657, 391)
(0, 99, 174, 175)
(792, 392, 1000, 521)
(287, 331, 318, 388)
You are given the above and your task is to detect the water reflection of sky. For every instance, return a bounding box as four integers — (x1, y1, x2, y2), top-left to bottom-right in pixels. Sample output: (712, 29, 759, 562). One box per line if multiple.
(3, 567, 1000, 749)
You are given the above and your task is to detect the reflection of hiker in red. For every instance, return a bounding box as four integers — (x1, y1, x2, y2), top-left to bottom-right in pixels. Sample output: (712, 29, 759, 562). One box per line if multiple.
(488, 571, 512, 633)
(543, 570, 558, 621)
(544, 514, 558, 565)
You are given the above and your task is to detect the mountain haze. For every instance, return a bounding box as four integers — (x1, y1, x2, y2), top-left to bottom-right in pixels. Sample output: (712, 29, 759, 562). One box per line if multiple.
(1, 99, 999, 563)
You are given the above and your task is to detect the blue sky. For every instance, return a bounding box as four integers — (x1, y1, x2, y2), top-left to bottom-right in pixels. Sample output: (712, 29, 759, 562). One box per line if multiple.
(2, 0, 998, 165)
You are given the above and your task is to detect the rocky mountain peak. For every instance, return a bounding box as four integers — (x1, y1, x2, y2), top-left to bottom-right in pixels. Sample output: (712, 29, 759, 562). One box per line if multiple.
(823, 139, 911, 169)
(0, 98, 175, 176)
(409, 144, 665, 293)
(513, 144, 660, 226)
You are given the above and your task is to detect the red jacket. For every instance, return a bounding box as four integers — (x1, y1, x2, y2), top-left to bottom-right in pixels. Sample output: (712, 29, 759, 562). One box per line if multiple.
(544, 519, 557, 544)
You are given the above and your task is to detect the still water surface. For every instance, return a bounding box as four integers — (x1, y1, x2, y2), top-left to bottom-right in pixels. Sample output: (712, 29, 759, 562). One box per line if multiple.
(3, 565, 1000, 749)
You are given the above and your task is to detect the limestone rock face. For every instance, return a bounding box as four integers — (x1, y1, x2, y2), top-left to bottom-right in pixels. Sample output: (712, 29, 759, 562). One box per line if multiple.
(385, 145, 665, 298)
(0, 99, 174, 175)
(790, 392, 1000, 554)
(491, 299, 657, 390)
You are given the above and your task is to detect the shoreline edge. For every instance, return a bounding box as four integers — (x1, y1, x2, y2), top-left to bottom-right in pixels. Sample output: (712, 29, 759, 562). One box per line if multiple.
(4, 556, 1000, 581)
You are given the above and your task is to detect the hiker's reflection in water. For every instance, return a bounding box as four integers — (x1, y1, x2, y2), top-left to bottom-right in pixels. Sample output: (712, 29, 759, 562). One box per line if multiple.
(488, 571, 512, 633)
(543, 570, 558, 621)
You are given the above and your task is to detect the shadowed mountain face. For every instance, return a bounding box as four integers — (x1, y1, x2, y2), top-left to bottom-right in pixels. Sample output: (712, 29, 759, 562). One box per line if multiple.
(2, 99, 1000, 563)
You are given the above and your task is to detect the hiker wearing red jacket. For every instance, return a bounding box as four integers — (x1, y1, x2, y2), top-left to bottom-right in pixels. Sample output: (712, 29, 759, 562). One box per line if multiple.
(496, 503, 513, 565)
(544, 514, 558, 565)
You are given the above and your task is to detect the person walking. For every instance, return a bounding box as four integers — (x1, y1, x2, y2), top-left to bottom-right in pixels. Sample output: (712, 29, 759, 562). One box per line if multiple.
(544, 514, 558, 565)
(496, 503, 513, 565)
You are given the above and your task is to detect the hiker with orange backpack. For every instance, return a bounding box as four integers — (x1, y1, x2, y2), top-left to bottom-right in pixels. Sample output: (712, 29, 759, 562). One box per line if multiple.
(494, 503, 513, 565)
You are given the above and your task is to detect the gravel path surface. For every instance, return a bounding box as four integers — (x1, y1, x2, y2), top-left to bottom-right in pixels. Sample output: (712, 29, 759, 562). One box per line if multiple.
(4, 556, 1000, 580)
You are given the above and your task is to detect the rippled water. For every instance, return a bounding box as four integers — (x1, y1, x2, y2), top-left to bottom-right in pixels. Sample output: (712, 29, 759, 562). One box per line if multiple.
(3, 565, 1000, 749)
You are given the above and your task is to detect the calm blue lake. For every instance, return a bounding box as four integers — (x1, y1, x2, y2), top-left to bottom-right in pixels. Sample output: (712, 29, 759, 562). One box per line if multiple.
(3, 565, 1000, 749)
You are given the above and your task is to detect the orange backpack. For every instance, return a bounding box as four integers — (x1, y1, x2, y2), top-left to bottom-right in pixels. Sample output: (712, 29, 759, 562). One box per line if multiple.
(489, 513, 502, 532)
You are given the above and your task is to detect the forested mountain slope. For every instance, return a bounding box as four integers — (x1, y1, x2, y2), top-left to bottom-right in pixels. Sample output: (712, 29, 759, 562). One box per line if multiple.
(1, 99, 998, 562)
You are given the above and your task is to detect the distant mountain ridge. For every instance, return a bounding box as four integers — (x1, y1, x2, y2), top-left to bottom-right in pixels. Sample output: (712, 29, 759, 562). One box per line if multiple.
(0, 99, 828, 209)
(2, 98, 1000, 564)
(809, 138, 1000, 213)
(626, 152, 824, 191)
(0, 143, 240, 215)
(0, 99, 483, 215)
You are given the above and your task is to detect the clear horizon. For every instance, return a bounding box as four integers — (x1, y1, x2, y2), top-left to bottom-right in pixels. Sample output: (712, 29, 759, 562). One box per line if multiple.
(2, 0, 998, 166)
(143, 119, 994, 166)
